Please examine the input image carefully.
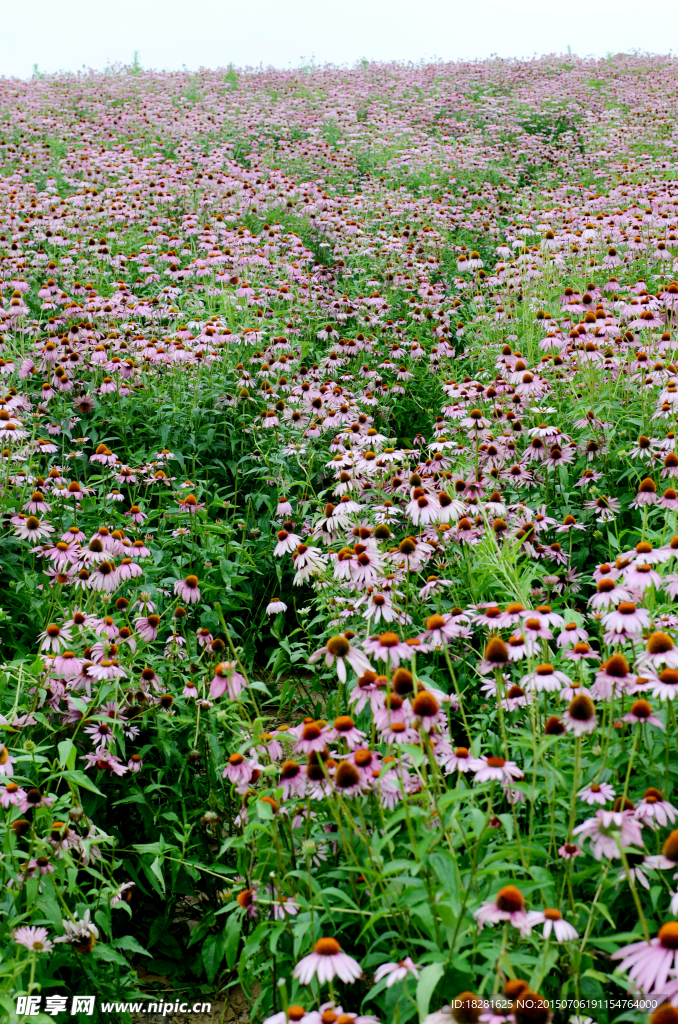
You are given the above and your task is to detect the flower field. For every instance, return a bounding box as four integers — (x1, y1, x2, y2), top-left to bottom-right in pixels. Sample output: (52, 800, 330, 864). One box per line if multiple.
(4, 51, 678, 1023)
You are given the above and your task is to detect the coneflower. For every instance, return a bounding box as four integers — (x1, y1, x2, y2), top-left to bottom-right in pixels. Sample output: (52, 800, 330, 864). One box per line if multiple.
(563, 694, 598, 736)
(292, 936, 362, 985)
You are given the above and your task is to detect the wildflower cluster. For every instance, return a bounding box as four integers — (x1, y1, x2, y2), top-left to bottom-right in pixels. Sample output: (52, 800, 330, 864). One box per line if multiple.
(4, 52, 678, 1023)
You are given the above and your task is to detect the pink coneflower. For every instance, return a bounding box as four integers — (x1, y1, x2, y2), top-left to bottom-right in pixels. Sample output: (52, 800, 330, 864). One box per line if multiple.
(80, 537, 107, 565)
(373, 956, 422, 987)
(266, 598, 287, 615)
(473, 755, 524, 784)
(630, 478, 659, 508)
(563, 694, 598, 736)
(555, 513, 586, 534)
(474, 885, 531, 936)
(14, 515, 54, 542)
(292, 937, 363, 985)
(660, 488, 678, 511)
(88, 659, 127, 680)
(272, 895, 299, 920)
(520, 617, 553, 643)
(579, 781, 616, 805)
(525, 605, 565, 631)
(418, 576, 454, 600)
(506, 634, 531, 661)
(274, 527, 302, 556)
(44, 539, 80, 567)
(438, 745, 475, 774)
(222, 752, 254, 785)
(406, 490, 442, 526)
(23, 491, 51, 515)
(346, 746, 381, 786)
(328, 715, 366, 749)
(584, 495, 621, 521)
(38, 623, 73, 653)
(13, 926, 54, 953)
(89, 561, 119, 593)
(573, 809, 643, 860)
(472, 604, 508, 630)
(602, 602, 650, 636)
(588, 577, 632, 610)
(292, 543, 327, 584)
(501, 601, 527, 627)
(525, 909, 578, 942)
(195, 628, 213, 648)
(210, 662, 247, 699)
(635, 788, 678, 828)
(521, 664, 571, 693)
(309, 635, 372, 682)
(558, 842, 583, 859)
(647, 668, 678, 701)
(500, 684, 531, 712)
(294, 720, 331, 754)
(130, 540, 151, 559)
(563, 641, 600, 663)
(81, 746, 128, 776)
(1, 782, 26, 807)
(575, 469, 603, 489)
(421, 612, 464, 646)
(411, 690, 442, 732)
(639, 632, 678, 670)
(334, 759, 366, 798)
(126, 504, 147, 524)
(174, 575, 201, 604)
(118, 557, 143, 582)
(110, 881, 136, 904)
(176, 493, 205, 514)
(279, 760, 306, 799)
(135, 614, 161, 641)
(625, 562, 662, 592)
(94, 616, 120, 640)
(363, 592, 399, 625)
(380, 721, 419, 745)
(84, 721, 115, 747)
(128, 754, 143, 773)
(364, 631, 414, 668)
(52, 651, 84, 678)
(611, 922, 678, 996)
(18, 787, 55, 813)
(623, 698, 664, 728)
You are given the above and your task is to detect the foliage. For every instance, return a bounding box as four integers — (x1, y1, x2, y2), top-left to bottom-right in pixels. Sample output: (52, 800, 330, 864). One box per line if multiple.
(1, 52, 678, 1024)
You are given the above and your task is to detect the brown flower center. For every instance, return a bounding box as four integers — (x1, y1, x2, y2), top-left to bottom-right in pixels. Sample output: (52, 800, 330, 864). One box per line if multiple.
(496, 885, 525, 912)
(313, 937, 342, 956)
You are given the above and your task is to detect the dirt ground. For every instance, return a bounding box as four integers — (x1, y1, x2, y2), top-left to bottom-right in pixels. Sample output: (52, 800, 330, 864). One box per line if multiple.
(129, 986, 250, 1024)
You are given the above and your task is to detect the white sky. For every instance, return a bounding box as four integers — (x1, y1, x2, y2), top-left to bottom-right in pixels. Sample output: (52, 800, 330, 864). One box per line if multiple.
(1, 0, 677, 79)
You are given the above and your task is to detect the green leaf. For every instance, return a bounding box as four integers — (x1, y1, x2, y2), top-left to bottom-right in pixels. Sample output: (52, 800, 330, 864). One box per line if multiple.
(416, 962, 445, 1021)
(429, 851, 460, 914)
(133, 841, 166, 855)
(61, 770, 103, 795)
(497, 813, 514, 841)
(57, 739, 76, 770)
(256, 798, 274, 820)
(112, 935, 152, 956)
(224, 912, 241, 970)
(92, 944, 128, 966)
(583, 968, 611, 983)
(400, 743, 425, 767)
(149, 856, 166, 893)
(202, 932, 225, 984)
(469, 807, 487, 836)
